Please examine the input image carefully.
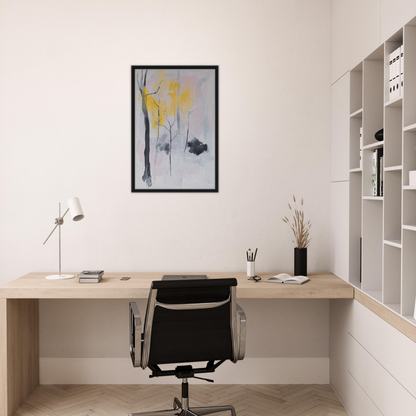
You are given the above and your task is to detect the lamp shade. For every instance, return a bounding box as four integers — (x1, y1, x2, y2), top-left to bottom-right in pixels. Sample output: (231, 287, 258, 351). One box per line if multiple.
(67, 197, 84, 221)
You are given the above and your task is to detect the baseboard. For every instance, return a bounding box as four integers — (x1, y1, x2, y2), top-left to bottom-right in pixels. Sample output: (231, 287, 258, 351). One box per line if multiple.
(40, 357, 329, 384)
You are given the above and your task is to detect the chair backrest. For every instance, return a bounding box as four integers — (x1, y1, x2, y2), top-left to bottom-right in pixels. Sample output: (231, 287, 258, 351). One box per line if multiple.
(141, 278, 238, 368)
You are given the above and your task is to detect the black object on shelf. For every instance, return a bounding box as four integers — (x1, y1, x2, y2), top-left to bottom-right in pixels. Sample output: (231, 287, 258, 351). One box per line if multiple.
(294, 248, 307, 276)
(375, 128, 383, 141)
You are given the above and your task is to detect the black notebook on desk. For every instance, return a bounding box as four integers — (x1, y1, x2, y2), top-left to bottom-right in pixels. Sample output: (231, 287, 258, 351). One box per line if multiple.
(162, 275, 207, 281)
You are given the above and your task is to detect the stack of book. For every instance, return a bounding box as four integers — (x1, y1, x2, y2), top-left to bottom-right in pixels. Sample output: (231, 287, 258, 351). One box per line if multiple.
(409, 171, 416, 187)
(78, 270, 104, 283)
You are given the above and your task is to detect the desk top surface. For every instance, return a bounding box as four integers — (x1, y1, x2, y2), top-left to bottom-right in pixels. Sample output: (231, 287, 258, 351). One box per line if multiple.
(0, 272, 353, 299)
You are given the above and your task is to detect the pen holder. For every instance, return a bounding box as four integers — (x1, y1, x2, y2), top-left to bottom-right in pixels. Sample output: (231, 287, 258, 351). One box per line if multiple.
(247, 261, 255, 278)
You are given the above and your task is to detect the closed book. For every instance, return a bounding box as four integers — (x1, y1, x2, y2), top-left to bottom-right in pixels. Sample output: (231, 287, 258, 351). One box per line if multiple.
(379, 151, 383, 196)
(372, 150, 378, 196)
(79, 277, 102, 283)
(78, 270, 104, 278)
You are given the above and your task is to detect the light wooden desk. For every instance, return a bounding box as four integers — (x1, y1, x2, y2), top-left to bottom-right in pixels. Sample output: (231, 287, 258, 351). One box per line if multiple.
(0, 272, 353, 416)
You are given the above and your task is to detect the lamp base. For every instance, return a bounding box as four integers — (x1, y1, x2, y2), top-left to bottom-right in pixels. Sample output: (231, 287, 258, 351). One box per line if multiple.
(46, 274, 74, 280)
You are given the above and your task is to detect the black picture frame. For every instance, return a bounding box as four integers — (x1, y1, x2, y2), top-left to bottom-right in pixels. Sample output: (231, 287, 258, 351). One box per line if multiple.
(131, 65, 218, 192)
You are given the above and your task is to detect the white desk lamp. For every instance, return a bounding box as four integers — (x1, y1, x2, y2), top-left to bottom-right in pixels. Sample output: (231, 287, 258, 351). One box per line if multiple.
(43, 197, 84, 280)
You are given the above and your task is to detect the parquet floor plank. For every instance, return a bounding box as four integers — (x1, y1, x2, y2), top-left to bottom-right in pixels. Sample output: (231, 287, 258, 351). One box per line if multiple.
(14, 385, 348, 416)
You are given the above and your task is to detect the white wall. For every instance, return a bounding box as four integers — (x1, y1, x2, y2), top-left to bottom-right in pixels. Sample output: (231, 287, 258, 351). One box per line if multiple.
(331, 0, 416, 81)
(0, 0, 332, 381)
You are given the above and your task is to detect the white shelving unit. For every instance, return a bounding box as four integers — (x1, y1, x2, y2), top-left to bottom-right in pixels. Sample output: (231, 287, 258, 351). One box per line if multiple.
(349, 18, 416, 327)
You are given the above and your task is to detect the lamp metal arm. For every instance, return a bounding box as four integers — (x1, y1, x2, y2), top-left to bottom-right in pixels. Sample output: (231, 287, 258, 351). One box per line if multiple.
(43, 208, 70, 245)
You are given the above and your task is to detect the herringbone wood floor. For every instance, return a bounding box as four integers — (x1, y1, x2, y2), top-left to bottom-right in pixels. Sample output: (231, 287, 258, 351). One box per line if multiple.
(15, 384, 349, 416)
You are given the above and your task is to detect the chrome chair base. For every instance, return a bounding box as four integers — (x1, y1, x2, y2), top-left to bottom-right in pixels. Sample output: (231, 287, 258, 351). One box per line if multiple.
(129, 396, 236, 416)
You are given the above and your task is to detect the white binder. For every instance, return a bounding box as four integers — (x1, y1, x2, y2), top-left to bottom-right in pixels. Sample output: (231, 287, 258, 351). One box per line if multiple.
(400, 44, 404, 97)
(390, 47, 401, 100)
(389, 51, 394, 100)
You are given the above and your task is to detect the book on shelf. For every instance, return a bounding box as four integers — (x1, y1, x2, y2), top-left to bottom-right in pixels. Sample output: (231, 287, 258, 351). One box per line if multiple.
(372, 150, 377, 196)
(380, 151, 383, 196)
(372, 148, 383, 196)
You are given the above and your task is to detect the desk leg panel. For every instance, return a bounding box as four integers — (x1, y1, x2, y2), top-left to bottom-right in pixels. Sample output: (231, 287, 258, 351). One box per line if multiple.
(0, 299, 7, 416)
(0, 299, 39, 416)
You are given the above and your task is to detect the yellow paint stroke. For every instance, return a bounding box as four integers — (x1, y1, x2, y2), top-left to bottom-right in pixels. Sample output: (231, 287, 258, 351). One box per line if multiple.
(178, 81, 193, 117)
(139, 71, 194, 132)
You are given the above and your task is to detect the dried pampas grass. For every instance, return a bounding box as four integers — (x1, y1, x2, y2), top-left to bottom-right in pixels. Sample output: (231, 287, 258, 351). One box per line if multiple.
(282, 195, 312, 248)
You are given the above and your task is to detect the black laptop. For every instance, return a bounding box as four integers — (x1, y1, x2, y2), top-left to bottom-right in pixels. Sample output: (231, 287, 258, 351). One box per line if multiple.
(162, 275, 207, 281)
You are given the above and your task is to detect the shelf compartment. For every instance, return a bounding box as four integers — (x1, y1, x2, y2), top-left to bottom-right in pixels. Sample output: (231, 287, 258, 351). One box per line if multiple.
(363, 141, 384, 150)
(362, 199, 383, 293)
(362, 145, 384, 198)
(349, 171, 362, 287)
(402, 230, 416, 316)
(363, 58, 384, 147)
(403, 316, 416, 326)
(384, 106, 403, 168)
(383, 244, 401, 307)
(384, 170, 402, 242)
(365, 290, 383, 303)
(403, 181, 416, 228)
(350, 63, 363, 114)
(404, 123, 416, 132)
(384, 303, 401, 314)
(403, 25, 416, 128)
(402, 131, 416, 186)
(384, 239, 402, 248)
(385, 97, 402, 107)
(363, 196, 383, 200)
(350, 117, 363, 170)
(350, 108, 363, 118)
(385, 165, 402, 171)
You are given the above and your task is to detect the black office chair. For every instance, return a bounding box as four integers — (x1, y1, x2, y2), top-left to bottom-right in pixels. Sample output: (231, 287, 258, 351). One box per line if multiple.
(129, 278, 246, 416)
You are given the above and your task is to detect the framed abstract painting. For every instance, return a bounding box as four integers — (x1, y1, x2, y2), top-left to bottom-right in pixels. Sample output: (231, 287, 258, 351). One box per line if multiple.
(131, 66, 218, 192)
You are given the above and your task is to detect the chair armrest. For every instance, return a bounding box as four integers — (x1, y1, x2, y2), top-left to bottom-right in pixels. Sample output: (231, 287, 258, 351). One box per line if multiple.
(129, 302, 142, 368)
(236, 303, 246, 360)
(155, 295, 230, 310)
